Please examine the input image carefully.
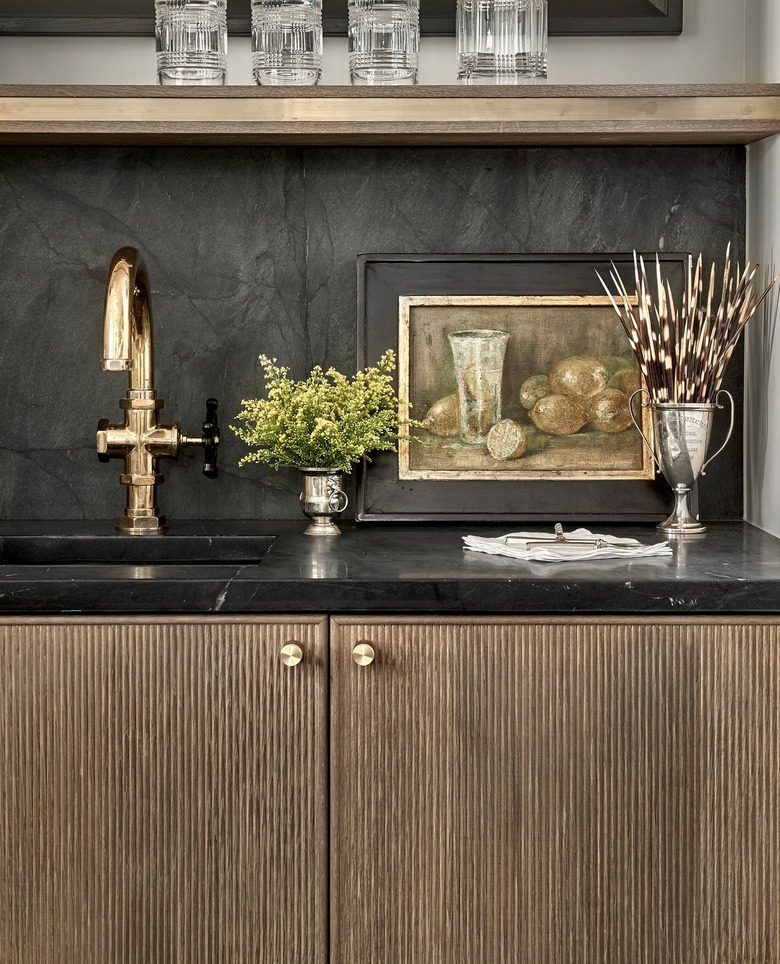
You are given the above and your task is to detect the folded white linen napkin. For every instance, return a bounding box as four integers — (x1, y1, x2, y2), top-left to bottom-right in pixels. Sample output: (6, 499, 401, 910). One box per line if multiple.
(463, 527, 673, 563)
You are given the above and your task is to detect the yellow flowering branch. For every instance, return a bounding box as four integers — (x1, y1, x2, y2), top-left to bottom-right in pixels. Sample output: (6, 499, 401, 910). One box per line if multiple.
(231, 350, 421, 471)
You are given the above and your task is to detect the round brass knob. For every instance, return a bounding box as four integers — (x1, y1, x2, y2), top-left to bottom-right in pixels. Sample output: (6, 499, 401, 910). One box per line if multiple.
(280, 642, 304, 667)
(352, 642, 375, 667)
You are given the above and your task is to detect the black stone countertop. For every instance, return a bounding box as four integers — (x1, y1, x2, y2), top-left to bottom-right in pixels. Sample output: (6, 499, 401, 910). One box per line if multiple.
(1, 520, 779, 616)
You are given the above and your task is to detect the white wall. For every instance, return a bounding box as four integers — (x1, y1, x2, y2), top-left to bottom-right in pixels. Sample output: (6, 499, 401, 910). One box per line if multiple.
(745, 1, 780, 535)
(0, 0, 746, 86)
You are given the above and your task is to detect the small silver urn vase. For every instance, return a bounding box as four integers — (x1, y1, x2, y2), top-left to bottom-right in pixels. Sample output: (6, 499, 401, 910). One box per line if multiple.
(630, 389, 735, 535)
(299, 468, 349, 537)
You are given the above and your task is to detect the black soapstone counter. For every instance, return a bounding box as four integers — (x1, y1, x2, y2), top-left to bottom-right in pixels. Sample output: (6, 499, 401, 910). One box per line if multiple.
(0, 521, 778, 616)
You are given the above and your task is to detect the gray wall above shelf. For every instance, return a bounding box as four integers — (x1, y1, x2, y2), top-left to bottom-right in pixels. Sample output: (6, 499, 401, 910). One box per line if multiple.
(0, 0, 683, 38)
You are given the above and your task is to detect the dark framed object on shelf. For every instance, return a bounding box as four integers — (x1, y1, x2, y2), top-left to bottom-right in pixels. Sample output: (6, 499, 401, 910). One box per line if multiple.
(356, 253, 687, 524)
(0, 0, 683, 37)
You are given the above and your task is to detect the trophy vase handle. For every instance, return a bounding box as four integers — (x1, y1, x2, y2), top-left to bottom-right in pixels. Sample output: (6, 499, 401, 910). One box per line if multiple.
(701, 389, 735, 474)
(629, 388, 662, 473)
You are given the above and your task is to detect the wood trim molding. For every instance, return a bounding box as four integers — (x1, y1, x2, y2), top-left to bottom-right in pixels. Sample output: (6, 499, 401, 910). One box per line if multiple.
(331, 614, 780, 628)
(3, 82, 777, 99)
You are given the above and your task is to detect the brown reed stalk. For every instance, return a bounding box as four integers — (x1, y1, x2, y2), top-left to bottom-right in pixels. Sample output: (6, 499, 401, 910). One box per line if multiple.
(598, 247, 780, 403)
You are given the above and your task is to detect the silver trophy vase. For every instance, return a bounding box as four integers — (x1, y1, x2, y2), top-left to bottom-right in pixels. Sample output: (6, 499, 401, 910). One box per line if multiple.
(629, 389, 735, 535)
(299, 468, 349, 537)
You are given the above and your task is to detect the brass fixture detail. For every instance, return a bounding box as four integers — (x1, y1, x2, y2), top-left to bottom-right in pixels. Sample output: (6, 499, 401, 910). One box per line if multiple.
(96, 247, 220, 534)
(352, 642, 375, 667)
(280, 643, 304, 667)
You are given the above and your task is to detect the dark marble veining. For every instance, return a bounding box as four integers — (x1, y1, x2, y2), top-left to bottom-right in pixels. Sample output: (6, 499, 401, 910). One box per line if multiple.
(0, 521, 778, 616)
(0, 520, 276, 565)
(0, 145, 746, 524)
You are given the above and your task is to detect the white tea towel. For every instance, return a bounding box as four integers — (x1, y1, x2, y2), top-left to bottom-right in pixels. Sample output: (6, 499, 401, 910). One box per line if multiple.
(463, 527, 673, 563)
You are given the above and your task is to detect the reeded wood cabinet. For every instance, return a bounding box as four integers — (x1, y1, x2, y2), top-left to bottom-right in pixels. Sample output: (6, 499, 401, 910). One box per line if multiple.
(2, 615, 779, 963)
(0, 617, 328, 964)
(331, 617, 780, 963)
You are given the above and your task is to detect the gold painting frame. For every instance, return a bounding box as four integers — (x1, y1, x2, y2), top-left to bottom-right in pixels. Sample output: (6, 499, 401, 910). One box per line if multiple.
(398, 294, 655, 482)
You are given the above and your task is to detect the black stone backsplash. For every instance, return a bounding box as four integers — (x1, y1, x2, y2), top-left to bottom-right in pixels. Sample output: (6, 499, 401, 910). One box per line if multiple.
(0, 145, 745, 522)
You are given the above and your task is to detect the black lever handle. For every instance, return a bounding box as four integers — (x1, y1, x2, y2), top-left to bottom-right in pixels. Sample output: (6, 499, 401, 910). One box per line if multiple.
(202, 397, 219, 479)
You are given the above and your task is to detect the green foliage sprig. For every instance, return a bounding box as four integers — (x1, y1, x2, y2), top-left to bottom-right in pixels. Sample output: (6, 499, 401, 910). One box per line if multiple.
(231, 350, 420, 472)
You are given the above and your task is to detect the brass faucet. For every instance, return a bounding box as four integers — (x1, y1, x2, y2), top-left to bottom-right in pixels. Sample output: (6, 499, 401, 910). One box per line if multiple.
(96, 247, 219, 534)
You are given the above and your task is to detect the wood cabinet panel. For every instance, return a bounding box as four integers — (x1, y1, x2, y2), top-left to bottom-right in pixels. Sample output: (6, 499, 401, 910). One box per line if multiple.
(330, 617, 780, 963)
(0, 616, 328, 964)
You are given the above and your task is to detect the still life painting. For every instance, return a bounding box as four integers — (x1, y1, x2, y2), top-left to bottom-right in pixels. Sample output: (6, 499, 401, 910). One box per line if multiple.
(356, 254, 686, 523)
(398, 295, 653, 481)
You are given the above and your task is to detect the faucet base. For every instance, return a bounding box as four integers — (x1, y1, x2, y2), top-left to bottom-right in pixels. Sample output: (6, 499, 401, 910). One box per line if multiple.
(115, 511, 168, 535)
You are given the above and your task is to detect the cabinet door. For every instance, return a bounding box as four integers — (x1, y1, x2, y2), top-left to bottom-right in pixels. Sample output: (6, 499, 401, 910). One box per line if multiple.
(331, 616, 780, 963)
(0, 616, 328, 964)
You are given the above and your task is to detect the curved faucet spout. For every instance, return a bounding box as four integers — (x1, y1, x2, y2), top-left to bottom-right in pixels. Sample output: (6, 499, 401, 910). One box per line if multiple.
(102, 246, 154, 392)
(98, 246, 218, 533)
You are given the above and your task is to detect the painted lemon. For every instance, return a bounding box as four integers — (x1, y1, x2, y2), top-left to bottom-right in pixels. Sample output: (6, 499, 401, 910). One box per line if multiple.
(487, 419, 528, 461)
(530, 395, 589, 436)
(609, 367, 641, 395)
(462, 364, 494, 404)
(422, 394, 460, 436)
(588, 389, 633, 433)
(549, 356, 609, 399)
(519, 374, 552, 410)
(601, 355, 634, 377)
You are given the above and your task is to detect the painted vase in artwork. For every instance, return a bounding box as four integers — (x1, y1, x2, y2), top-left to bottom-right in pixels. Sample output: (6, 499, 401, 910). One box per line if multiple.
(447, 329, 509, 444)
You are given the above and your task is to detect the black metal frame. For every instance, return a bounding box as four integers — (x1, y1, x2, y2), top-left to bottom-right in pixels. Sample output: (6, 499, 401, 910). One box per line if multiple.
(0, 0, 683, 38)
(355, 252, 687, 524)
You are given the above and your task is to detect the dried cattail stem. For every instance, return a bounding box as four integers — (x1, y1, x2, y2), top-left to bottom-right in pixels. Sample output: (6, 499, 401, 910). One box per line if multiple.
(598, 247, 779, 404)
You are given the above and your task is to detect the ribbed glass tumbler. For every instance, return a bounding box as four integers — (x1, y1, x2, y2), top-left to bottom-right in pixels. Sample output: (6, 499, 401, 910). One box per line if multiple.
(457, 0, 547, 84)
(251, 0, 323, 86)
(348, 0, 420, 86)
(155, 0, 228, 85)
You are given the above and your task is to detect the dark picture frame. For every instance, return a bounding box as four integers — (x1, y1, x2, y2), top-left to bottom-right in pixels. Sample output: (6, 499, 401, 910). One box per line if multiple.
(0, 0, 683, 38)
(356, 253, 687, 524)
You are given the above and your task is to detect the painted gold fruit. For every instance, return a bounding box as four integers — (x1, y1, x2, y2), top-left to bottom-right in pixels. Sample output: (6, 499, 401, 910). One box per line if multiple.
(519, 374, 551, 410)
(588, 389, 633, 433)
(549, 356, 609, 399)
(462, 364, 493, 403)
(601, 355, 633, 377)
(609, 367, 641, 395)
(529, 395, 589, 436)
(422, 394, 460, 436)
(466, 407, 494, 439)
(487, 419, 528, 461)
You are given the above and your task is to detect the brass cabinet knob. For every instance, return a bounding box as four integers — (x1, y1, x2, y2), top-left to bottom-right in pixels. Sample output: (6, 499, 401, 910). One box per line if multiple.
(280, 642, 304, 667)
(352, 642, 375, 667)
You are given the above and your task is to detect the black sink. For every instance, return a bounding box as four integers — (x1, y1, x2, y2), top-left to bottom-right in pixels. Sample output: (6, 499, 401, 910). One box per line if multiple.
(0, 521, 277, 565)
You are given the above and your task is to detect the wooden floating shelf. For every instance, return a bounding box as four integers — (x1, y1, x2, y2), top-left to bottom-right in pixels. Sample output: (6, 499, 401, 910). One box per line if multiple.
(1, 84, 779, 147)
